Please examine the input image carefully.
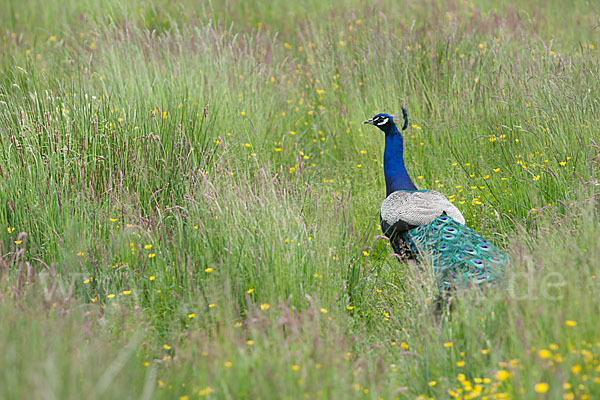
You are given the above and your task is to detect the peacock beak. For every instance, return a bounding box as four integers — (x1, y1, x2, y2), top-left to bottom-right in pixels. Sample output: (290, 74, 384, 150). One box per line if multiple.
(363, 118, 374, 125)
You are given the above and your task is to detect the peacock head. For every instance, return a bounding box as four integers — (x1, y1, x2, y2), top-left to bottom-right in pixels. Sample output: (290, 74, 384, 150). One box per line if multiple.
(363, 108, 408, 133)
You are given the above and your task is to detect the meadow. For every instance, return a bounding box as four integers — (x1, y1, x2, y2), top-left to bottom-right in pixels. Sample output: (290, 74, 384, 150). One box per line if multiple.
(1, 0, 600, 398)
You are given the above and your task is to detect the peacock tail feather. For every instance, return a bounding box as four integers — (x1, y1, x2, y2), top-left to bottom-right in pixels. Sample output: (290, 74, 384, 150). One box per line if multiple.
(402, 214, 508, 294)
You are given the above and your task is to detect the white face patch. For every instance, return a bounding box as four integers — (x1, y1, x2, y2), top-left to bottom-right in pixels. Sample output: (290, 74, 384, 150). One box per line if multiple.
(376, 117, 389, 126)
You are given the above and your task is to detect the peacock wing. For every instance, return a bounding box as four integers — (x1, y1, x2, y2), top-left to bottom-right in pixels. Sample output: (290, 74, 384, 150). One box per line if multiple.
(380, 190, 465, 237)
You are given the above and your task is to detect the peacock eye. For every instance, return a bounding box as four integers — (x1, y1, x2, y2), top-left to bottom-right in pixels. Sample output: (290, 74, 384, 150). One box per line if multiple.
(376, 117, 389, 126)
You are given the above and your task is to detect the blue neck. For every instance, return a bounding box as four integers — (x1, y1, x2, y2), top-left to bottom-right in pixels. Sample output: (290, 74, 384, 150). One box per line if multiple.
(383, 123, 417, 196)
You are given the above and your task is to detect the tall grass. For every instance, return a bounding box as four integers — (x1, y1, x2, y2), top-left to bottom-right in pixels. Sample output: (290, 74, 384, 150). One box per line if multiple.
(1, 0, 599, 398)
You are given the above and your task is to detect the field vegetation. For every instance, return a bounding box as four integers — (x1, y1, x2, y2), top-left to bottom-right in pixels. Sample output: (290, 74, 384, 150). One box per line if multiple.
(1, 0, 600, 398)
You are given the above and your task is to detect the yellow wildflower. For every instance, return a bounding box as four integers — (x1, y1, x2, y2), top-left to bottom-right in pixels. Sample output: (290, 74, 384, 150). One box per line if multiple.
(534, 382, 548, 393)
(538, 349, 551, 359)
(495, 370, 510, 381)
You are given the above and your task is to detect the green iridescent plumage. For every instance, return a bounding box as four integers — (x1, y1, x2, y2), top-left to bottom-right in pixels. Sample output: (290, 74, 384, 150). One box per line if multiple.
(402, 214, 508, 294)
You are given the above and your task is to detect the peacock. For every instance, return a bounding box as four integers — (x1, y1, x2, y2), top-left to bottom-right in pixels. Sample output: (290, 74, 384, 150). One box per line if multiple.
(363, 110, 508, 297)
